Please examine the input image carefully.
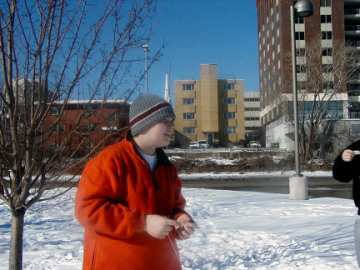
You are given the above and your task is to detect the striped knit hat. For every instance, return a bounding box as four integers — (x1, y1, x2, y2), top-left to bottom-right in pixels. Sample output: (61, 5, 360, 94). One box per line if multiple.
(129, 93, 175, 137)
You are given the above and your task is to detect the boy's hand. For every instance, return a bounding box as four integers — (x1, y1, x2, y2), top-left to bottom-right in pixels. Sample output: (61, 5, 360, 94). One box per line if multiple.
(342, 149, 355, 162)
(144, 215, 180, 239)
(175, 213, 198, 240)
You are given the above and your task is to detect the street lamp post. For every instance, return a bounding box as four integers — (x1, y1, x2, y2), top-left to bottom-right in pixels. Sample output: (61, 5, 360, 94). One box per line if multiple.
(289, 0, 313, 200)
(142, 44, 149, 94)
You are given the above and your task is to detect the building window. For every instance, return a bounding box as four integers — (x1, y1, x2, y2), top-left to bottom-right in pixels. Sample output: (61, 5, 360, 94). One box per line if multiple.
(245, 127, 260, 131)
(296, 64, 306, 73)
(296, 48, 305, 57)
(244, 97, 260, 102)
(84, 142, 93, 153)
(302, 101, 342, 120)
(84, 123, 95, 132)
(321, 15, 331, 24)
(183, 127, 195, 134)
(322, 31, 332, 40)
(49, 143, 59, 152)
(50, 106, 61, 115)
(295, 16, 304, 24)
(183, 98, 195, 105)
(224, 98, 235, 104)
(322, 48, 332, 56)
(84, 105, 94, 117)
(225, 127, 236, 134)
(245, 117, 260, 121)
(320, 0, 331, 7)
(183, 113, 195, 119)
(244, 107, 260, 112)
(183, 84, 194, 91)
(224, 83, 235, 90)
(107, 114, 117, 124)
(224, 112, 236, 119)
(322, 64, 333, 72)
(55, 122, 65, 133)
(297, 81, 307, 90)
(295, 32, 304, 40)
(322, 81, 334, 89)
(348, 84, 360, 93)
(352, 124, 360, 134)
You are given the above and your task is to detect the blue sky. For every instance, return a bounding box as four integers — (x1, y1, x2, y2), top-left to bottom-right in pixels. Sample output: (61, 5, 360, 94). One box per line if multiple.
(144, 0, 259, 100)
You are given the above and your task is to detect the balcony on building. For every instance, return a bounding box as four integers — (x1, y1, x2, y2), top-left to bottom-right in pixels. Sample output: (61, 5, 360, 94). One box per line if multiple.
(345, 24, 360, 36)
(345, 0, 360, 4)
(345, 8, 360, 20)
(346, 39, 360, 48)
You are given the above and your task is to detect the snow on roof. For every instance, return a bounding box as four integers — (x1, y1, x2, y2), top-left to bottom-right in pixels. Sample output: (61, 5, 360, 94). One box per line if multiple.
(52, 99, 130, 105)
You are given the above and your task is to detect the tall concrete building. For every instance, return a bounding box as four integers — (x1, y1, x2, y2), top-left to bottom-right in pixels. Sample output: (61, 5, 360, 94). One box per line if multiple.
(244, 92, 262, 144)
(256, 0, 360, 149)
(174, 64, 245, 147)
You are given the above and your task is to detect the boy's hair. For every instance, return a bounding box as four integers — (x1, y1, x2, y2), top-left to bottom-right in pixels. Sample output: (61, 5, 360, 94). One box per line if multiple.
(129, 93, 175, 137)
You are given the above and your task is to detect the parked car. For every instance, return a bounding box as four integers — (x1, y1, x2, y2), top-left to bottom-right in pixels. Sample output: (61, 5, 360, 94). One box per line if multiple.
(198, 140, 209, 149)
(189, 140, 210, 149)
(248, 141, 261, 148)
(189, 141, 200, 149)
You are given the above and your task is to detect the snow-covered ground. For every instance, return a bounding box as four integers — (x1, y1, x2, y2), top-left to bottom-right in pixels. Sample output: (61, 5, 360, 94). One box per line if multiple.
(0, 186, 358, 270)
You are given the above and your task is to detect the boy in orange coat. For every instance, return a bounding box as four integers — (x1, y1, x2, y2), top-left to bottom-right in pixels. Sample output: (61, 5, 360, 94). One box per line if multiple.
(75, 94, 197, 270)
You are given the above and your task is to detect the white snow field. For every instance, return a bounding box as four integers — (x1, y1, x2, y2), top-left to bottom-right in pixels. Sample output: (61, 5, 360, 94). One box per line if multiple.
(0, 186, 358, 270)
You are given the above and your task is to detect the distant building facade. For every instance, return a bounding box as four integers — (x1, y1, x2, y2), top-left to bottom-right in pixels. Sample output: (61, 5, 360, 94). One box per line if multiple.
(174, 64, 245, 147)
(256, 0, 360, 150)
(244, 92, 262, 145)
(45, 100, 129, 156)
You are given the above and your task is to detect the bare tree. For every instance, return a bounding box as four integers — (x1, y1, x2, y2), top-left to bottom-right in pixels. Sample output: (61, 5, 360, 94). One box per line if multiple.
(0, 0, 160, 269)
(278, 37, 359, 163)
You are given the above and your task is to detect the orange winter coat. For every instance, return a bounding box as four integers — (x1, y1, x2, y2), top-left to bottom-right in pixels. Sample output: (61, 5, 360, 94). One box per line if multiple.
(75, 133, 188, 270)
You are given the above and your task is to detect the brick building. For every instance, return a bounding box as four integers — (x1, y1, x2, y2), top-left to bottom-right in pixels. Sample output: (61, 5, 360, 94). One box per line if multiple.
(256, 0, 360, 149)
(45, 100, 129, 156)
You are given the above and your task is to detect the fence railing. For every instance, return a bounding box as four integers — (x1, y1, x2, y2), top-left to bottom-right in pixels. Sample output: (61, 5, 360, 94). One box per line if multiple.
(345, 9, 360, 15)
(345, 25, 360, 31)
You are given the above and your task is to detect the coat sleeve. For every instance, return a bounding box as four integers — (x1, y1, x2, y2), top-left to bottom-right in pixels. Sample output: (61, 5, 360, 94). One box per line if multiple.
(332, 140, 360, 183)
(75, 153, 144, 239)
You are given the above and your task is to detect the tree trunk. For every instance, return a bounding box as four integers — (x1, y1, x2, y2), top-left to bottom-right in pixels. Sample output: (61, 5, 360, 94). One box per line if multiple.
(9, 209, 25, 270)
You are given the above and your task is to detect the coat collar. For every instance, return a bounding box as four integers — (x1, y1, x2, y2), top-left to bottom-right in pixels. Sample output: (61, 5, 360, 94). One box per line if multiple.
(124, 130, 172, 167)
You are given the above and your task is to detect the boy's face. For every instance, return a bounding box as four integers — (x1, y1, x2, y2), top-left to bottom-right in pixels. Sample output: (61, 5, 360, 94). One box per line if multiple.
(144, 118, 175, 148)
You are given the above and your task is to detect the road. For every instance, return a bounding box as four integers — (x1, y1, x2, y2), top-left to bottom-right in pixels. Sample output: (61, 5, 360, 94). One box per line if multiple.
(180, 176, 352, 200)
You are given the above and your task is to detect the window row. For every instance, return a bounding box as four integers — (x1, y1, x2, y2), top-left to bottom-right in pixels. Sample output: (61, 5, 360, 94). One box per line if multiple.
(245, 107, 260, 111)
(320, 0, 331, 7)
(292, 10, 332, 24)
(245, 117, 260, 121)
(183, 127, 237, 134)
(183, 84, 194, 91)
(182, 83, 236, 91)
(245, 127, 260, 131)
(295, 31, 332, 41)
(50, 122, 121, 133)
(183, 112, 238, 119)
(299, 100, 342, 120)
(50, 106, 118, 122)
(296, 15, 331, 24)
(296, 81, 334, 90)
(296, 64, 334, 73)
(322, 31, 332, 40)
(321, 15, 331, 24)
(182, 98, 236, 105)
(244, 97, 260, 102)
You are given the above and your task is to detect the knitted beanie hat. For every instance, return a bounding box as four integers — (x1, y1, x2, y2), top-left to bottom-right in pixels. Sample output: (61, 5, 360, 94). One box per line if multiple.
(129, 93, 175, 137)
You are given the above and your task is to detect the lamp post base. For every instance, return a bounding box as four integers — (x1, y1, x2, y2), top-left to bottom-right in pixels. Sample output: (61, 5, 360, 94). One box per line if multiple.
(289, 175, 308, 200)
